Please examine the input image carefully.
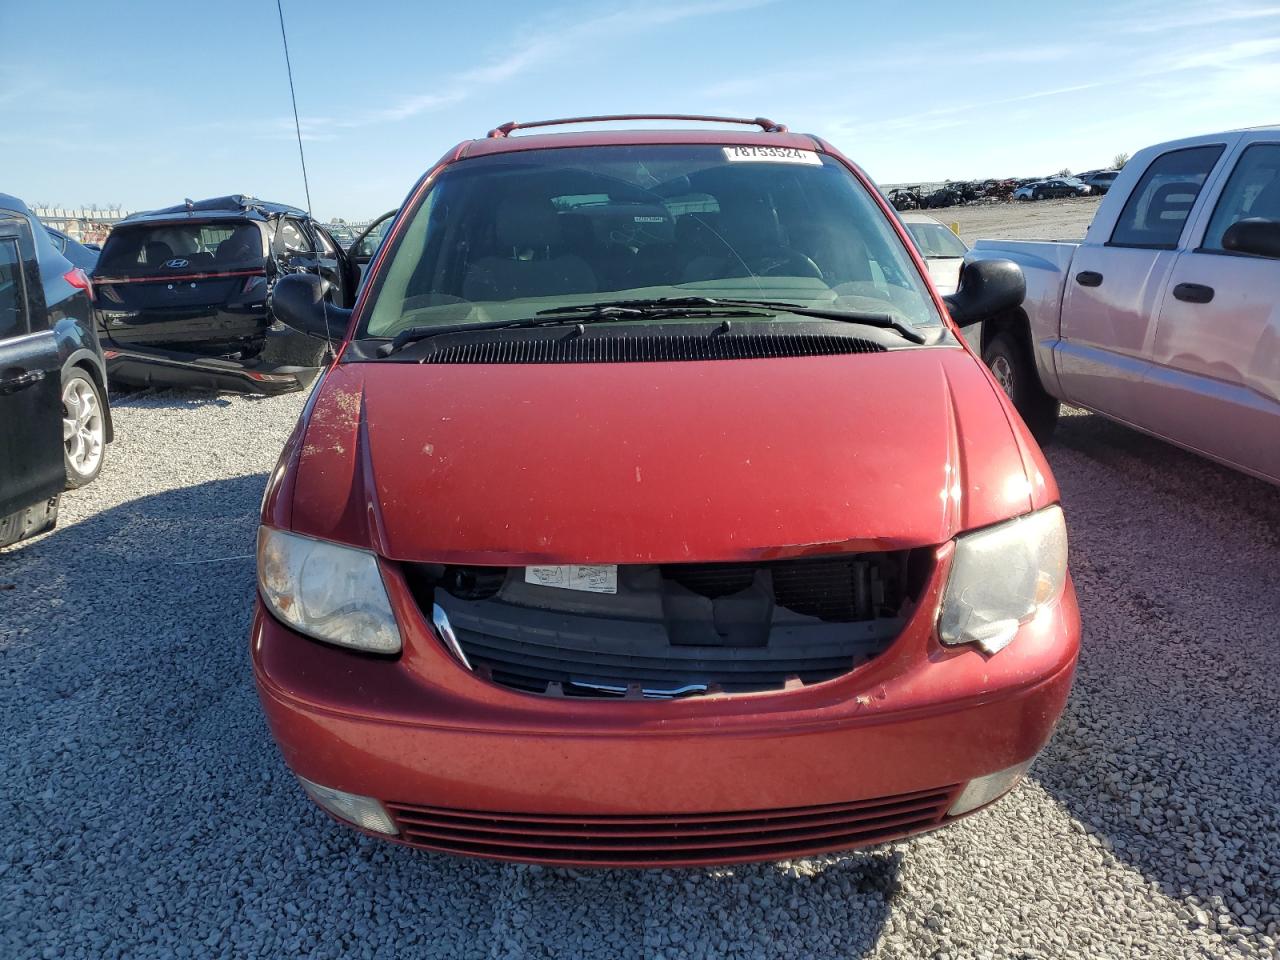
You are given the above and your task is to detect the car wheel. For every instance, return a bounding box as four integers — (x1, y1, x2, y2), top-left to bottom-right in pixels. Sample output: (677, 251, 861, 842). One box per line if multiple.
(61, 369, 106, 488)
(983, 331, 1059, 444)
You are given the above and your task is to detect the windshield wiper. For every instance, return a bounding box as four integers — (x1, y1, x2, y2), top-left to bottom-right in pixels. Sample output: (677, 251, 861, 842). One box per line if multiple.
(538, 297, 927, 344)
(765, 305, 926, 344)
(377, 303, 772, 357)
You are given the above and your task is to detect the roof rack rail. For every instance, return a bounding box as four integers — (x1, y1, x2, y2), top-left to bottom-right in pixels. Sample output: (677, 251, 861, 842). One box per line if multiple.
(486, 115, 788, 138)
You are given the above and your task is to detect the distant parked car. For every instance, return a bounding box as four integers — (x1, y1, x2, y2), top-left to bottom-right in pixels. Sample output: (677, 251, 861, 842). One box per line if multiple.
(1081, 170, 1119, 195)
(901, 212, 968, 295)
(44, 226, 99, 270)
(1014, 178, 1091, 201)
(1, 193, 113, 547)
(920, 186, 963, 209)
(91, 195, 359, 395)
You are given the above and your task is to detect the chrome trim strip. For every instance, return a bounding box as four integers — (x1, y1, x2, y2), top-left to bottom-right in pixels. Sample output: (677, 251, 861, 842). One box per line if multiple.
(431, 604, 472, 671)
(566, 679, 709, 699)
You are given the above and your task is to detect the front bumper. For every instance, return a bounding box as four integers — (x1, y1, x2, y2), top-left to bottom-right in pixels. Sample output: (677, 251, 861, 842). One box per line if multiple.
(252, 559, 1080, 867)
(103, 345, 316, 396)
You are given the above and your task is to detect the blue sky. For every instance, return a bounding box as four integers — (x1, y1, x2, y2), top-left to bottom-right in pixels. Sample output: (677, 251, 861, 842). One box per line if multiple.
(2, 0, 1277, 219)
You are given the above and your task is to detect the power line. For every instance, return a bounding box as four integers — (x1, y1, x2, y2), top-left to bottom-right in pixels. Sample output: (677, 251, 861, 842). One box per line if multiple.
(275, 0, 313, 215)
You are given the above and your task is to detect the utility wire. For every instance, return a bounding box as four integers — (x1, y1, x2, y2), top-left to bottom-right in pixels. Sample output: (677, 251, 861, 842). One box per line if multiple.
(275, 0, 313, 215)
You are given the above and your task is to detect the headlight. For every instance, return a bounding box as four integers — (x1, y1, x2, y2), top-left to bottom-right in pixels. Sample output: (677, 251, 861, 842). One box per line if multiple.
(256, 527, 402, 654)
(938, 505, 1067, 654)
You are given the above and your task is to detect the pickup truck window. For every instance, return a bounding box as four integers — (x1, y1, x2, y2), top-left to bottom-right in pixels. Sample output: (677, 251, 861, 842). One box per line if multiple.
(1202, 143, 1280, 252)
(1109, 145, 1224, 249)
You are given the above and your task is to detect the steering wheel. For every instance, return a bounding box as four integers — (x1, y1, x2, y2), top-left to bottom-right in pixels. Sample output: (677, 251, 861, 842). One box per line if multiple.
(743, 249, 824, 280)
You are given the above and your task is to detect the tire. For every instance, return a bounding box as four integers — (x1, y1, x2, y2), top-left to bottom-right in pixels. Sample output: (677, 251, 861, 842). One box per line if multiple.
(61, 369, 106, 488)
(983, 331, 1060, 444)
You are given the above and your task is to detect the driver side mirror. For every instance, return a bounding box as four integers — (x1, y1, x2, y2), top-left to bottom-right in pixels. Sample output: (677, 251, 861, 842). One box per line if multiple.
(270, 273, 352, 340)
(1222, 218, 1280, 259)
(943, 259, 1026, 327)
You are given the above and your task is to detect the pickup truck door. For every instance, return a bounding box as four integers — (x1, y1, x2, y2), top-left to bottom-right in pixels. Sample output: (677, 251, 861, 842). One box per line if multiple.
(0, 215, 64, 523)
(1056, 144, 1226, 424)
(1141, 140, 1280, 482)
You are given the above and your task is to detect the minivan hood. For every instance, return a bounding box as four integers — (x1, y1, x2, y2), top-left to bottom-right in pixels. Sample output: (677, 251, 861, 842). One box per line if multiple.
(288, 348, 1054, 564)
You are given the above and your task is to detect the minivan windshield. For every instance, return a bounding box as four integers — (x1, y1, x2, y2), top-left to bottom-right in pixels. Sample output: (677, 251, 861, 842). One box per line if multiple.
(97, 220, 266, 277)
(361, 145, 943, 338)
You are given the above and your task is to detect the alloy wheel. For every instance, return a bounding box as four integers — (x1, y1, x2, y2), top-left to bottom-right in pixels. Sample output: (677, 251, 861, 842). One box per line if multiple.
(62, 376, 104, 479)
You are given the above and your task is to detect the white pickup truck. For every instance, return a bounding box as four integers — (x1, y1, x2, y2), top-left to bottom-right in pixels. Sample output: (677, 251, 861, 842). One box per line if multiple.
(965, 127, 1279, 484)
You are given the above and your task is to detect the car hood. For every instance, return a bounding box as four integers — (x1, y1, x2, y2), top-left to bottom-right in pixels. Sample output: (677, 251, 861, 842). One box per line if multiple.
(286, 348, 1055, 564)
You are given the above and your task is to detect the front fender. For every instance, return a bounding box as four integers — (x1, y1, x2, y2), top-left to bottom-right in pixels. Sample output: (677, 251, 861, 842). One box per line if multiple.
(965, 242, 1076, 399)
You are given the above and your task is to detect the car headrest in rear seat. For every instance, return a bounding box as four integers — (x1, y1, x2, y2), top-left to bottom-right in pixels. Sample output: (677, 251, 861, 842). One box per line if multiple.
(144, 241, 174, 265)
(496, 197, 562, 251)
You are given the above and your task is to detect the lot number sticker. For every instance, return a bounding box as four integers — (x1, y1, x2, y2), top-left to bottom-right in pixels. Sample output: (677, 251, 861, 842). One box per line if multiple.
(525, 564, 619, 594)
(723, 146, 822, 165)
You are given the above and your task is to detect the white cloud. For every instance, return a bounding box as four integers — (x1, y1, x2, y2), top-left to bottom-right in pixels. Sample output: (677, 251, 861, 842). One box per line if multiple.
(345, 0, 776, 130)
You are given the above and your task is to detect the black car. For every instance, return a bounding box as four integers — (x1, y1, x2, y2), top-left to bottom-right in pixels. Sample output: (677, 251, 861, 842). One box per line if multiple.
(1081, 170, 1119, 195)
(45, 226, 100, 271)
(91, 195, 359, 395)
(1, 193, 113, 548)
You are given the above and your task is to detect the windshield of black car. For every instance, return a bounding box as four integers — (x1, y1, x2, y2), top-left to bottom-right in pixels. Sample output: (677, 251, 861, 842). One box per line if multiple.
(96, 220, 266, 276)
(360, 145, 944, 339)
(906, 222, 968, 258)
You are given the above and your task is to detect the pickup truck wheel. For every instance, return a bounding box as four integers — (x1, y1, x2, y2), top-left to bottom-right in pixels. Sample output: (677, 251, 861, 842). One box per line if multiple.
(983, 332, 1060, 443)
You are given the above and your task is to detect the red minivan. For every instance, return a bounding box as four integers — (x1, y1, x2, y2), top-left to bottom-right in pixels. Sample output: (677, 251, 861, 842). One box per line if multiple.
(253, 116, 1080, 867)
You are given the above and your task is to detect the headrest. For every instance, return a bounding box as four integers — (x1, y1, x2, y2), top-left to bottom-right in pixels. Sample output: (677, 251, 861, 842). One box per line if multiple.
(496, 197, 561, 250)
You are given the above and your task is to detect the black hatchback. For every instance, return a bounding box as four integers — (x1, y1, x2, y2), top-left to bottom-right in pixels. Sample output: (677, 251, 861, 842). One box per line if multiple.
(1, 192, 113, 548)
(92, 196, 359, 394)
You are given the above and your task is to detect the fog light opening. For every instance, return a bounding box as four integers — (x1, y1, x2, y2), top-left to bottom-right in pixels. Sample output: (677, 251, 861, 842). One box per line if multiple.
(297, 775, 398, 835)
(948, 759, 1035, 817)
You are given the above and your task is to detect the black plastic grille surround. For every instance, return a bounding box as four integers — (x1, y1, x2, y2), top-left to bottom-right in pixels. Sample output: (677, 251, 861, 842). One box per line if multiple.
(418, 333, 885, 364)
(418, 553, 914, 698)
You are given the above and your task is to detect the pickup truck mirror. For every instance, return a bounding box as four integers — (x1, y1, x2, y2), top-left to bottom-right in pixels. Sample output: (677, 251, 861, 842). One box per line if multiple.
(270, 273, 352, 341)
(1222, 218, 1280, 259)
(943, 259, 1026, 327)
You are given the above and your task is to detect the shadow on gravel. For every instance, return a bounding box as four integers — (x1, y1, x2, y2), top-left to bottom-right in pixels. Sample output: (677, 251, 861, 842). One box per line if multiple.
(108, 386, 248, 410)
(1032, 410, 1280, 941)
(0, 475, 899, 958)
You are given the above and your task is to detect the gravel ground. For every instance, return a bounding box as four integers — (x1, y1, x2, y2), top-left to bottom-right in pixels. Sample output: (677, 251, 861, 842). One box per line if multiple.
(925, 196, 1104, 246)
(2, 383, 1277, 960)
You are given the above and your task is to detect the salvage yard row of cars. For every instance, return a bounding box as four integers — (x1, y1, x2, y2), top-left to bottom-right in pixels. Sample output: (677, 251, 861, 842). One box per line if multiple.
(4, 117, 1278, 867)
(887, 170, 1115, 210)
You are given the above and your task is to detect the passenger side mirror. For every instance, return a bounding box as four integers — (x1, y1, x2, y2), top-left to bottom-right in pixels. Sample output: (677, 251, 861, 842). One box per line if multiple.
(942, 259, 1026, 327)
(1222, 218, 1280, 259)
(270, 273, 352, 341)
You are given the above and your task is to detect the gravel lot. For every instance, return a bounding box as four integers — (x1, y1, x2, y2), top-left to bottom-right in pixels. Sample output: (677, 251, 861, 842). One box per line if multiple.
(925, 196, 1104, 246)
(2, 218, 1277, 956)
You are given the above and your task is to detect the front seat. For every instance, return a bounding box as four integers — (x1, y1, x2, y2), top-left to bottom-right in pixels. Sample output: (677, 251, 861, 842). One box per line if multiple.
(462, 197, 597, 301)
